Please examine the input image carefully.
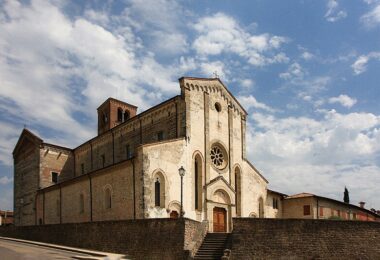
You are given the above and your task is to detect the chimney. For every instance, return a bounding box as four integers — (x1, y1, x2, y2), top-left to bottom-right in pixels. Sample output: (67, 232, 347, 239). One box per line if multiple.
(359, 201, 365, 208)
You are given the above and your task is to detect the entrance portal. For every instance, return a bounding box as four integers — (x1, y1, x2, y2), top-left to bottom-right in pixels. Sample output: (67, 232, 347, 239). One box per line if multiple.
(213, 207, 227, 232)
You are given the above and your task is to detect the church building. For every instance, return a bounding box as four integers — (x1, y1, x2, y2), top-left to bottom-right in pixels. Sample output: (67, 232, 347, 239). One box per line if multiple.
(13, 77, 272, 231)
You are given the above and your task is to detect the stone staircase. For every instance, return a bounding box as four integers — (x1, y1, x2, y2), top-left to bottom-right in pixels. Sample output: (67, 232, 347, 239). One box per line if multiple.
(194, 233, 230, 260)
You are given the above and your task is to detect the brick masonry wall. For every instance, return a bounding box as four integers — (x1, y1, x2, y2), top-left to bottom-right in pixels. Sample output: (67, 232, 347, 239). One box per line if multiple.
(0, 218, 205, 260)
(231, 218, 380, 260)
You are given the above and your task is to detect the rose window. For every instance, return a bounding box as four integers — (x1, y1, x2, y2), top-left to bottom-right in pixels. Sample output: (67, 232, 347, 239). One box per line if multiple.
(210, 144, 228, 169)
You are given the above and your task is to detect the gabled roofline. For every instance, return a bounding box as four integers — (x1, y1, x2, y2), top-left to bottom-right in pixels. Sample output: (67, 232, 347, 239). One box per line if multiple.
(43, 143, 73, 152)
(97, 97, 138, 110)
(244, 159, 268, 183)
(13, 128, 43, 155)
(179, 77, 248, 115)
(267, 189, 288, 197)
(207, 175, 236, 193)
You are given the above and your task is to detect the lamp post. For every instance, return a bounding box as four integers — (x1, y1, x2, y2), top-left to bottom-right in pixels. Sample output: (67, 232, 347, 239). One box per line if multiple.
(178, 166, 186, 218)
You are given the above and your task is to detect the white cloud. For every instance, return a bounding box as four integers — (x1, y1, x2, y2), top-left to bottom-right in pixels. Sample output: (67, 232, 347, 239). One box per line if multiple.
(351, 52, 380, 74)
(240, 79, 255, 88)
(248, 109, 380, 208)
(301, 51, 314, 60)
(192, 13, 289, 66)
(328, 94, 357, 108)
(237, 95, 275, 113)
(279, 63, 305, 80)
(199, 60, 229, 79)
(121, 0, 189, 55)
(0, 176, 13, 185)
(361, 4, 380, 27)
(0, 121, 21, 166)
(0, 0, 187, 151)
(324, 0, 347, 22)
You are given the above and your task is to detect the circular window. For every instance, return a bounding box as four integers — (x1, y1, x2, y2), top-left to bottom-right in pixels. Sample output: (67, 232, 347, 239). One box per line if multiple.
(215, 102, 221, 112)
(210, 144, 228, 170)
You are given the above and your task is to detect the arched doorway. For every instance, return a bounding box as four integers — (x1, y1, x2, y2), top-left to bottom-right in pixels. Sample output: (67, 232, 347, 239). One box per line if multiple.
(170, 211, 179, 219)
(213, 207, 227, 232)
(212, 189, 231, 233)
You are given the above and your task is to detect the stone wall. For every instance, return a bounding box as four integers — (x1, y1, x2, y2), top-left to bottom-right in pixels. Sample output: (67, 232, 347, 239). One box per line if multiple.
(231, 218, 380, 260)
(13, 138, 40, 226)
(74, 96, 186, 177)
(40, 144, 74, 187)
(0, 218, 206, 260)
(36, 160, 137, 224)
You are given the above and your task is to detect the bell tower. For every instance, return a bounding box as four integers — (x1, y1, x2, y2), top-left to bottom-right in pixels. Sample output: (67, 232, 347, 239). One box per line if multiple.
(97, 98, 138, 135)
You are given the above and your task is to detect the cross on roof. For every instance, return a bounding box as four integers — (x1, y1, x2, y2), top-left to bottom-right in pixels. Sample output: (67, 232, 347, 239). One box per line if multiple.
(213, 71, 219, 78)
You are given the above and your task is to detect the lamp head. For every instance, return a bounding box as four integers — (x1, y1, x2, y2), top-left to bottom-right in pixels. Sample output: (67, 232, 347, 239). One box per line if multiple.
(178, 166, 186, 177)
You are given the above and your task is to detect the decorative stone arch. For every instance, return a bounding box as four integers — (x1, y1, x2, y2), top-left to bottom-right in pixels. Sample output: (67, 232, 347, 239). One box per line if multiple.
(210, 188, 232, 233)
(167, 200, 181, 219)
(124, 110, 130, 121)
(209, 140, 229, 172)
(103, 184, 113, 209)
(233, 164, 243, 217)
(258, 196, 264, 218)
(192, 151, 204, 211)
(151, 169, 168, 208)
(117, 107, 123, 122)
(249, 212, 257, 218)
(213, 189, 231, 204)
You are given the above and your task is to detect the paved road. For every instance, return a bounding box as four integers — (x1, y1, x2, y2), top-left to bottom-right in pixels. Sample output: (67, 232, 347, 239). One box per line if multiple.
(0, 239, 94, 259)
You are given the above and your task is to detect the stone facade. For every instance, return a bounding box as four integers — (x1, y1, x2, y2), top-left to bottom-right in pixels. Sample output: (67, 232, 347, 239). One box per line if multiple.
(13, 77, 268, 231)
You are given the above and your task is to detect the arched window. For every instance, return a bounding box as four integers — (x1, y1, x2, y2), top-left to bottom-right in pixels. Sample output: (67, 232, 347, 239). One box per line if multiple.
(155, 178, 160, 207)
(153, 171, 166, 208)
(258, 197, 264, 218)
(235, 167, 242, 216)
(104, 187, 112, 209)
(194, 154, 203, 210)
(124, 110, 130, 121)
(103, 112, 108, 124)
(79, 193, 84, 213)
(117, 108, 123, 122)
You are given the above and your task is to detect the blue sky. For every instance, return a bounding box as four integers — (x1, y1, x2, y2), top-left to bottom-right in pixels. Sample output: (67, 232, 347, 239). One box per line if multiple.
(1, 0, 380, 211)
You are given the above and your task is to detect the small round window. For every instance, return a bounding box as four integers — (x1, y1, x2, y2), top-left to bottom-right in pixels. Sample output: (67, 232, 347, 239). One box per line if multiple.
(215, 102, 221, 112)
(210, 144, 228, 170)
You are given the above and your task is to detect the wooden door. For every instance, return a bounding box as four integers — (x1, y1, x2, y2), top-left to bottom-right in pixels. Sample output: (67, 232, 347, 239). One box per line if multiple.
(213, 207, 227, 232)
(170, 211, 179, 219)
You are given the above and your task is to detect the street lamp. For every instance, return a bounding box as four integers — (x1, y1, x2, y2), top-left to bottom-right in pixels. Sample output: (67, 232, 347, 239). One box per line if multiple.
(178, 166, 186, 218)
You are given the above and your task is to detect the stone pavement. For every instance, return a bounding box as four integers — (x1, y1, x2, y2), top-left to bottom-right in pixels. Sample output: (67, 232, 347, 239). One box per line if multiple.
(0, 237, 128, 260)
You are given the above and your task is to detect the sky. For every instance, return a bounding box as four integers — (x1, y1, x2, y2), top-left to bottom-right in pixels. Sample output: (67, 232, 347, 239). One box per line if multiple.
(0, 0, 380, 211)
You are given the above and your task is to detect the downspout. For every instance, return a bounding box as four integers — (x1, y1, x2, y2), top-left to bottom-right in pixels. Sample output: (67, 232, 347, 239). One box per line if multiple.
(90, 142, 93, 170)
(175, 101, 179, 137)
(73, 152, 76, 177)
(112, 131, 115, 164)
(228, 105, 232, 184)
(35, 193, 37, 225)
(88, 174, 93, 222)
(43, 191, 45, 224)
(132, 159, 136, 219)
(316, 198, 319, 219)
(59, 185, 62, 224)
